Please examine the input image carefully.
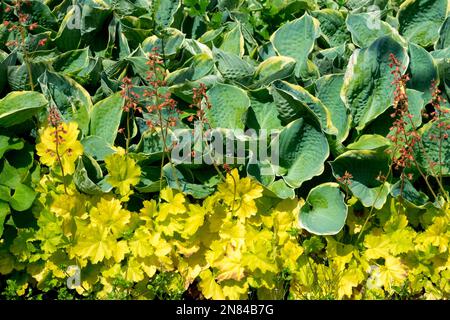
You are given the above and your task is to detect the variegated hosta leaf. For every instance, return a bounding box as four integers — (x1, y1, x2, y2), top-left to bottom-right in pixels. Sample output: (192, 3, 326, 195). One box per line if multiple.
(272, 80, 337, 135)
(272, 118, 329, 188)
(299, 182, 348, 235)
(330, 149, 391, 209)
(270, 13, 321, 78)
(341, 36, 409, 131)
(398, 0, 449, 47)
(407, 43, 438, 101)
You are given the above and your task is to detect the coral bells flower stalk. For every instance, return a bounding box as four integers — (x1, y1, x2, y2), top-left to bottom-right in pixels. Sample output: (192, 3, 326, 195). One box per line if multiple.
(120, 76, 142, 153)
(143, 48, 182, 194)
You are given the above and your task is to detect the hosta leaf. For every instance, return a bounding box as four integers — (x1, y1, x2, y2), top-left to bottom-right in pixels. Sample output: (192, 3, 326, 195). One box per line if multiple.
(38, 71, 92, 135)
(0, 91, 47, 127)
(270, 13, 321, 78)
(0, 201, 9, 237)
(89, 92, 124, 145)
(247, 88, 282, 130)
(142, 28, 185, 57)
(220, 23, 245, 57)
(272, 80, 337, 135)
(407, 43, 438, 100)
(436, 16, 450, 49)
(316, 74, 350, 142)
(398, 0, 448, 47)
(81, 136, 115, 161)
(205, 83, 250, 130)
(272, 118, 329, 188)
(54, 6, 82, 51)
(74, 158, 112, 195)
(346, 13, 406, 48)
(330, 149, 391, 209)
(9, 183, 36, 212)
(416, 120, 450, 176)
(341, 36, 409, 131)
(253, 56, 296, 88)
(346, 134, 391, 150)
(311, 9, 350, 47)
(213, 47, 254, 82)
(299, 182, 347, 235)
(152, 0, 181, 28)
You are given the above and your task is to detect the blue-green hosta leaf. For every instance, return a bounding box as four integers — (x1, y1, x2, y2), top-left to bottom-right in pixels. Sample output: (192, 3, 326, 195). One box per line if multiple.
(391, 179, 430, 208)
(89, 92, 124, 145)
(272, 118, 329, 188)
(219, 23, 245, 57)
(312, 9, 350, 47)
(152, 0, 181, 28)
(330, 149, 391, 209)
(346, 13, 407, 48)
(272, 80, 337, 135)
(266, 179, 295, 200)
(0, 91, 47, 127)
(163, 164, 214, 199)
(73, 158, 112, 195)
(213, 47, 254, 82)
(270, 13, 321, 78)
(398, 0, 449, 47)
(407, 43, 438, 101)
(341, 36, 409, 131)
(53, 6, 82, 51)
(38, 71, 92, 135)
(299, 182, 348, 235)
(346, 134, 391, 150)
(205, 83, 250, 130)
(81, 136, 115, 161)
(316, 74, 351, 142)
(247, 88, 282, 130)
(142, 28, 185, 57)
(253, 56, 296, 88)
(436, 16, 450, 49)
(415, 119, 450, 176)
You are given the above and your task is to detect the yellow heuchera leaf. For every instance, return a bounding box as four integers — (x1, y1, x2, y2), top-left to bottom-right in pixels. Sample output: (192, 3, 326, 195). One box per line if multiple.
(416, 216, 449, 253)
(105, 148, 141, 198)
(72, 225, 123, 264)
(199, 269, 225, 300)
(377, 256, 408, 291)
(280, 240, 303, 271)
(217, 168, 263, 220)
(221, 279, 249, 300)
(36, 122, 83, 175)
(364, 230, 391, 260)
(181, 204, 205, 239)
(214, 243, 245, 282)
(128, 226, 155, 258)
(388, 229, 416, 255)
(337, 265, 365, 299)
(125, 257, 145, 282)
(90, 197, 131, 237)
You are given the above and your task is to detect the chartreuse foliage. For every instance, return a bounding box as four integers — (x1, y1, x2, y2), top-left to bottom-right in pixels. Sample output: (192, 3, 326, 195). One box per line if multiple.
(1, 0, 450, 300)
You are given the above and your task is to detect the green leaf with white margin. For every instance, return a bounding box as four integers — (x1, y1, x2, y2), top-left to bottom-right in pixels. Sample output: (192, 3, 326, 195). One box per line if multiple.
(316, 74, 350, 142)
(73, 158, 112, 195)
(252, 56, 296, 88)
(219, 23, 245, 57)
(266, 179, 295, 200)
(272, 80, 337, 135)
(398, 0, 449, 47)
(89, 92, 124, 145)
(436, 16, 450, 49)
(311, 9, 350, 47)
(205, 83, 250, 130)
(346, 13, 407, 48)
(330, 149, 391, 209)
(152, 0, 181, 28)
(415, 119, 450, 176)
(272, 118, 329, 188)
(38, 71, 92, 135)
(299, 182, 348, 235)
(0, 91, 47, 127)
(142, 28, 185, 57)
(270, 13, 321, 78)
(341, 36, 409, 131)
(407, 43, 438, 101)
